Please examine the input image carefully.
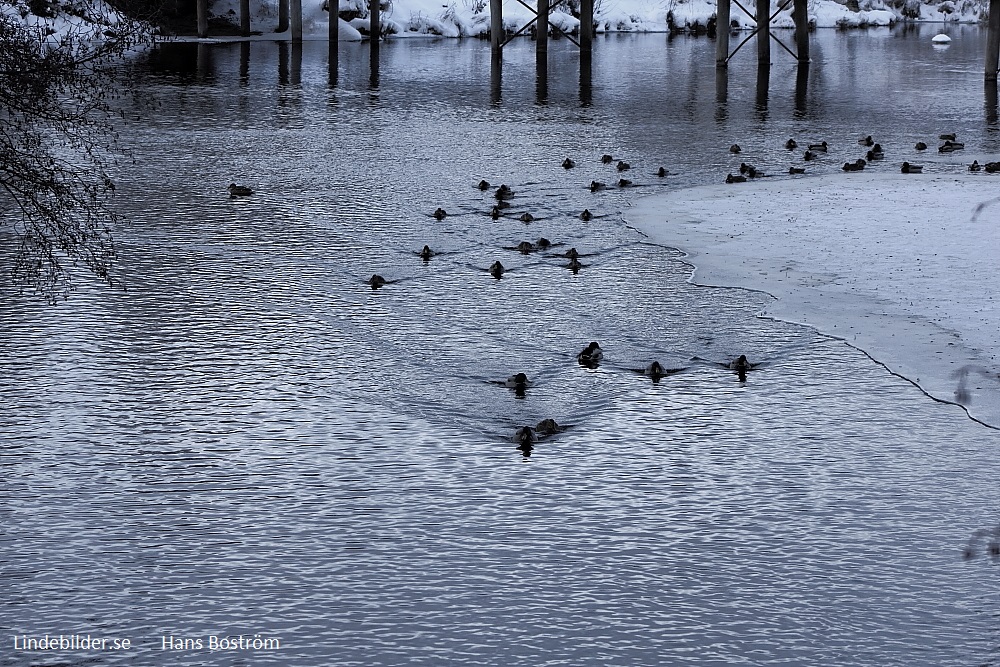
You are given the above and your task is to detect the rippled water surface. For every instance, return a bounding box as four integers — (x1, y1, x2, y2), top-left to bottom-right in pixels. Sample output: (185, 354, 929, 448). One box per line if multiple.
(2, 26, 1000, 666)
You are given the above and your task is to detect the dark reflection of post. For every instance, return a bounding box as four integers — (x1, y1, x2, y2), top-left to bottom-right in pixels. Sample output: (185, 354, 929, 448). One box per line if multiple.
(986, 80, 998, 126)
(535, 57, 548, 105)
(328, 40, 339, 86)
(795, 64, 809, 117)
(369, 42, 380, 90)
(239, 42, 250, 86)
(490, 52, 502, 106)
(714, 67, 728, 122)
(291, 42, 302, 86)
(196, 42, 211, 82)
(579, 52, 592, 107)
(755, 65, 769, 116)
(278, 41, 289, 86)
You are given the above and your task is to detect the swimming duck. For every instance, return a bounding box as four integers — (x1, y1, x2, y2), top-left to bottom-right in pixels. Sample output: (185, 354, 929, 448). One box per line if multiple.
(495, 184, 514, 200)
(567, 257, 583, 272)
(490, 206, 502, 220)
(580, 209, 593, 221)
(858, 135, 874, 146)
(536, 418, 562, 436)
(433, 207, 447, 220)
(645, 361, 666, 379)
(518, 212, 534, 223)
(517, 241, 534, 254)
(788, 166, 805, 175)
(577, 341, 603, 365)
(803, 150, 817, 161)
(478, 179, 491, 190)
(842, 159, 866, 172)
(740, 163, 764, 178)
(489, 261, 505, 278)
(590, 180, 607, 192)
(565, 247, 579, 259)
(866, 148, 884, 161)
(901, 161, 923, 174)
(657, 166, 669, 177)
(987, 161, 1000, 173)
(939, 133, 957, 141)
(940, 140, 965, 151)
(505, 372, 530, 389)
(419, 245, 434, 260)
(536, 237, 551, 249)
(617, 160, 631, 171)
(729, 144, 742, 154)
(785, 138, 797, 150)
(729, 354, 753, 373)
(228, 183, 254, 196)
(915, 141, 928, 150)
(368, 274, 386, 289)
(725, 173, 747, 184)
(513, 426, 537, 446)
(601, 154, 614, 164)
(563, 158, 576, 169)
(807, 141, 828, 152)
(969, 160, 982, 172)
(618, 178, 633, 187)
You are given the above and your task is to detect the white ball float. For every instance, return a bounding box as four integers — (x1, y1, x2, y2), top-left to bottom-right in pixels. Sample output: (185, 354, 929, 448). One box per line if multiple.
(932, 33, 952, 43)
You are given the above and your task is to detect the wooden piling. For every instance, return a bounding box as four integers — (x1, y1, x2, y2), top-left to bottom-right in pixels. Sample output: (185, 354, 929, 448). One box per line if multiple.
(716, 0, 730, 66)
(370, 0, 380, 41)
(537, 0, 549, 55)
(277, 0, 289, 32)
(291, 42, 302, 85)
(756, 0, 770, 64)
(793, 0, 808, 62)
(580, 51, 592, 105)
(330, 0, 339, 47)
(240, 0, 251, 36)
(196, 0, 208, 37)
(490, 0, 503, 54)
(581, 0, 593, 52)
(291, 0, 302, 41)
(795, 64, 808, 112)
(987, 0, 1000, 80)
(490, 51, 502, 105)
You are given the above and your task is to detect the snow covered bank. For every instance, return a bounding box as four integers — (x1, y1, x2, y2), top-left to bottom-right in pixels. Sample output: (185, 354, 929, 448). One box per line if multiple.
(202, 0, 987, 41)
(627, 173, 1000, 429)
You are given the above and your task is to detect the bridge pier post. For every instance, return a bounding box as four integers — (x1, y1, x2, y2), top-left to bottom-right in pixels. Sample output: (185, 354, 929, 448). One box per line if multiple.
(197, 0, 208, 37)
(277, 0, 289, 31)
(491, 0, 503, 55)
(537, 0, 549, 58)
(370, 0, 380, 41)
(291, 0, 302, 41)
(987, 0, 1000, 80)
(793, 0, 808, 61)
(715, 0, 730, 66)
(756, 0, 770, 65)
(581, 0, 593, 52)
(240, 0, 251, 36)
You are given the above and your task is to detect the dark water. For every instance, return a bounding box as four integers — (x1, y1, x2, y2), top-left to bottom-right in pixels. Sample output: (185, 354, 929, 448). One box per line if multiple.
(1, 27, 999, 666)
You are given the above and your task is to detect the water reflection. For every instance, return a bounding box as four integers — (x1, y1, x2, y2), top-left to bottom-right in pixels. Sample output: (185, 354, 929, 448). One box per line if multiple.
(795, 64, 809, 116)
(580, 52, 592, 106)
(755, 64, 770, 115)
(535, 57, 548, 105)
(986, 80, 998, 126)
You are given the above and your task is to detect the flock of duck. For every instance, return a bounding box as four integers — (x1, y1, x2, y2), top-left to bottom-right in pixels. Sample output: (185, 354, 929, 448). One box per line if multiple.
(724, 132, 996, 182)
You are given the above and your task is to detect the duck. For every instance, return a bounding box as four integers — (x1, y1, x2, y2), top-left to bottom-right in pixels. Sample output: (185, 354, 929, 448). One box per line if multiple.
(987, 161, 1000, 173)
(969, 160, 982, 172)
(865, 148, 884, 161)
(729, 354, 753, 373)
(617, 160, 631, 171)
(433, 207, 447, 220)
(536, 237, 551, 249)
(788, 166, 805, 175)
(618, 178, 633, 187)
(590, 180, 607, 192)
(580, 209, 593, 221)
(939, 133, 957, 141)
(513, 426, 537, 446)
(915, 141, 928, 150)
(567, 257, 583, 272)
(228, 183, 254, 196)
(601, 154, 614, 164)
(807, 141, 828, 152)
(518, 212, 534, 223)
(740, 162, 764, 178)
(940, 140, 965, 151)
(495, 184, 514, 200)
(368, 274, 386, 289)
(901, 161, 923, 174)
(516, 241, 534, 254)
(842, 159, 866, 172)
(489, 261, 505, 278)
(490, 205, 502, 220)
(645, 361, 666, 379)
(565, 247, 579, 259)
(577, 341, 603, 365)
(505, 372, 531, 389)
(725, 173, 747, 183)
(536, 418, 562, 436)
(729, 143, 742, 154)
(657, 166, 669, 177)
(419, 245, 434, 260)
(803, 150, 817, 161)
(858, 135, 874, 146)
(478, 179, 491, 190)
(562, 158, 576, 169)
(785, 138, 798, 150)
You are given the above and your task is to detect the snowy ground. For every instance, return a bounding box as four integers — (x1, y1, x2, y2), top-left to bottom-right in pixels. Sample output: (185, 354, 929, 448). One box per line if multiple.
(628, 172, 1000, 429)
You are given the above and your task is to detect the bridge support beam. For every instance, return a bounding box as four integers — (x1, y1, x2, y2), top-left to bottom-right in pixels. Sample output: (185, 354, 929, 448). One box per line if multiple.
(716, 0, 730, 66)
(757, 0, 770, 64)
(240, 0, 251, 36)
(581, 0, 593, 52)
(491, 0, 503, 55)
(537, 0, 549, 57)
(370, 0, 380, 40)
(792, 0, 808, 61)
(197, 0, 208, 37)
(277, 0, 289, 31)
(987, 0, 1000, 80)
(291, 0, 302, 41)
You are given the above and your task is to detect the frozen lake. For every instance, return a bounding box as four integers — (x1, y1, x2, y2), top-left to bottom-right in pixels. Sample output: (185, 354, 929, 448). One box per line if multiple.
(1, 26, 999, 666)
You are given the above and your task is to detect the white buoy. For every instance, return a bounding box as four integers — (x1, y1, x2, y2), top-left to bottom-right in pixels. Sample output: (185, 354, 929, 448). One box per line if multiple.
(932, 33, 952, 43)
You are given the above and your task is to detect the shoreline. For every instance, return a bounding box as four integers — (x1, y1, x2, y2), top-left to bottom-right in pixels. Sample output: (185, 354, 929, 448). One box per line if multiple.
(626, 172, 1000, 430)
